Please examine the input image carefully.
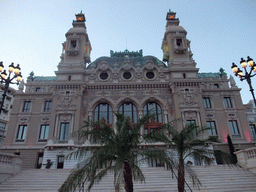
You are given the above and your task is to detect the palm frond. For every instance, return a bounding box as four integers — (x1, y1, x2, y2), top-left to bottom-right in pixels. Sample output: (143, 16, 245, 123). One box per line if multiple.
(184, 164, 201, 189)
(59, 163, 92, 192)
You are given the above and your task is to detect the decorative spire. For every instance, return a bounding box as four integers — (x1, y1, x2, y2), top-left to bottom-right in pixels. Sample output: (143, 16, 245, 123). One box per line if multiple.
(230, 75, 237, 88)
(72, 12, 86, 28)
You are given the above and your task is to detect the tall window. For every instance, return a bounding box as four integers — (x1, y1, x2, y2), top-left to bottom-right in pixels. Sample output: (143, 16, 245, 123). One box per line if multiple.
(224, 97, 232, 108)
(16, 125, 27, 142)
(39, 124, 49, 141)
(119, 103, 138, 123)
(250, 124, 256, 139)
(143, 102, 162, 123)
(59, 123, 69, 141)
(203, 97, 211, 108)
(94, 103, 113, 123)
(143, 102, 163, 133)
(207, 121, 217, 136)
(228, 120, 240, 137)
(23, 101, 31, 112)
(186, 120, 196, 137)
(44, 101, 52, 112)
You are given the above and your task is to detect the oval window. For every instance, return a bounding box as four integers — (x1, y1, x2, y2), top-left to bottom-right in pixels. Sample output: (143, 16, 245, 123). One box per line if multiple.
(146, 71, 155, 79)
(100, 72, 109, 80)
(123, 72, 132, 80)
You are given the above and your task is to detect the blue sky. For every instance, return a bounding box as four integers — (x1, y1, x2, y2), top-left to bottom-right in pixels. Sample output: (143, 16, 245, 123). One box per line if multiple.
(0, 0, 256, 104)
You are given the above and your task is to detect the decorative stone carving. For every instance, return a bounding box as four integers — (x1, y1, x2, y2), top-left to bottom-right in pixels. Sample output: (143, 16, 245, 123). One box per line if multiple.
(60, 114, 72, 121)
(230, 75, 238, 88)
(18, 79, 25, 92)
(145, 60, 154, 70)
(135, 62, 141, 68)
(99, 61, 108, 71)
(19, 117, 29, 123)
(124, 97, 131, 103)
(149, 97, 156, 103)
(136, 72, 142, 79)
(113, 63, 119, 68)
(184, 111, 196, 119)
(123, 60, 131, 71)
(57, 96, 76, 110)
(41, 117, 50, 123)
(99, 98, 107, 103)
(180, 93, 198, 107)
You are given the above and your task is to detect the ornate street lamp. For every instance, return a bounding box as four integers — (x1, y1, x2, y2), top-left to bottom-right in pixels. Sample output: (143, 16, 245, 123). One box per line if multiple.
(231, 56, 256, 106)
(0, 61, 22, 114)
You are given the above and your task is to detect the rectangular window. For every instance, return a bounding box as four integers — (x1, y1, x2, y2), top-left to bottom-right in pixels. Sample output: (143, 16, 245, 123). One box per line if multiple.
(23, 101, 31, 112)
(16, 125, 27, 142)
(59, 123, 69, 141)
(57, 155, 65, 169)
(35, 87, 41, 92)
(176, 39, 182, 46)
(44, 101, 52, 112)
(228, 120, 240, 137)
(250, 124, 256, 138)
(39, 124, 49, 141)
(224, 97, 232, 108)
(186, 120, 196, 137)
(207, 121, 217, 135)
(186, 120, 196, 126)
(71, 40, 77, 48)
(6, 96, 11, 101)
(203, 97, 211, 108)
(214, 84, 219, 88)
(0, 122, 6, 130)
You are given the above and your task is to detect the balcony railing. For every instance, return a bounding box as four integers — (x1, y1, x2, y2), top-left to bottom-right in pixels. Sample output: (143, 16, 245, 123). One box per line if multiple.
(0, 152, 22, 182)
(235, 147, 256, 173)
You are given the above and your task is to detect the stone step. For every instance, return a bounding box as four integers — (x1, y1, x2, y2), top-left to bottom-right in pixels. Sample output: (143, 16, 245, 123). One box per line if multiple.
(0, 166, 256, 192)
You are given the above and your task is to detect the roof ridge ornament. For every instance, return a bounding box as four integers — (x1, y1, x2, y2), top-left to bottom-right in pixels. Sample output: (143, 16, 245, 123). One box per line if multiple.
(110, 49, 143, 57)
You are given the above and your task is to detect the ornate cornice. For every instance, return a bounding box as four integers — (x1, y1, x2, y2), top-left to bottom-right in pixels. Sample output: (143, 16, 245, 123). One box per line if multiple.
(86, 84, 169, 90)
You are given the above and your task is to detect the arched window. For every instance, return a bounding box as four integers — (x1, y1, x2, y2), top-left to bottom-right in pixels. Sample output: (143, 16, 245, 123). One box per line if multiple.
(143, 102, 163, 133)
(143, 102, 162, 123)
(118, 102, 138, 123)
(94, 103, 113, 124)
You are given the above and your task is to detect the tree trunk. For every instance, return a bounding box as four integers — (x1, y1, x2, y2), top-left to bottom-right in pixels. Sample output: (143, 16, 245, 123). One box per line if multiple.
(123, 160, 133, 192)
(177, 156, 185, 192)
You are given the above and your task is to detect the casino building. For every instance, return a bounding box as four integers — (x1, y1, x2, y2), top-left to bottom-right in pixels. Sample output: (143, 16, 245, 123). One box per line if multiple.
(1, 10, 255, 169)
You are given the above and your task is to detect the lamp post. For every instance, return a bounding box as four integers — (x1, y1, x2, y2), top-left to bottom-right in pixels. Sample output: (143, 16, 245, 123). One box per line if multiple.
(231, 56, 256, 106)
(0, 61, 22, 114)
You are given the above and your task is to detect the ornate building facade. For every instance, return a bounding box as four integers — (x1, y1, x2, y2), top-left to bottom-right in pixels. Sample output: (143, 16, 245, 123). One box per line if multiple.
(1, 11, 255, 169)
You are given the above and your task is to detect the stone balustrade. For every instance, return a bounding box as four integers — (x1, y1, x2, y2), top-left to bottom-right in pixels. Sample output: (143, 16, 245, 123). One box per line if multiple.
(235, 147, 256, 173)
(0, 152, 22, 183)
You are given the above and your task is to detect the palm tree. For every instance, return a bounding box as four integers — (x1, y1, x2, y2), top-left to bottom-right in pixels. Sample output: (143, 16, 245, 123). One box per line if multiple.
(59, 113, 170, 192)
(145, 121, 219, 192)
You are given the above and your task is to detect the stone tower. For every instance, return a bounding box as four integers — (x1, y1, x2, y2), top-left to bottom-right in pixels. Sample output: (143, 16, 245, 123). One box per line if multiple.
(161, 10, 198, 79)
(56, 11, 92, 81)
